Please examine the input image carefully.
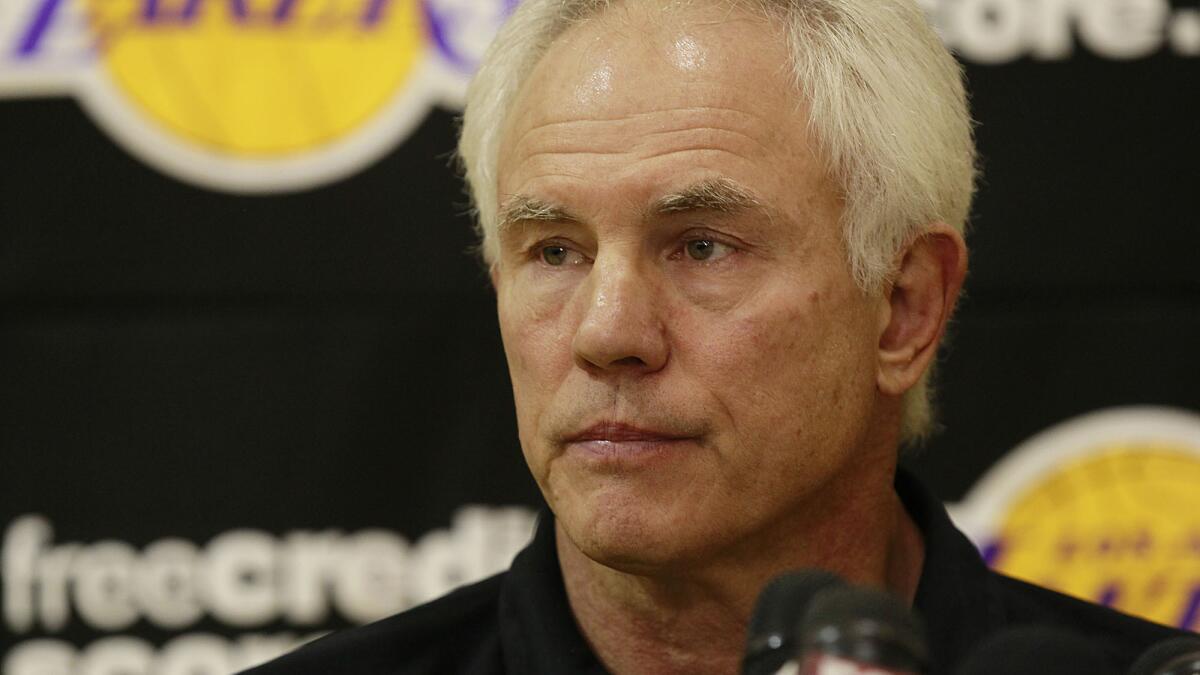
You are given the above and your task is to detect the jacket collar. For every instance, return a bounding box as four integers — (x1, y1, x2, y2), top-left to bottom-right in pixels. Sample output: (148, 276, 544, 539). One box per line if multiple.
(899, 468, 1008, 672)
(498, 468, 1005, 674)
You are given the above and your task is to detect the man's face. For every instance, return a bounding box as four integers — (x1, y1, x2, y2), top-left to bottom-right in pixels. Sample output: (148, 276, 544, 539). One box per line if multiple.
(492, 2, 889, 570)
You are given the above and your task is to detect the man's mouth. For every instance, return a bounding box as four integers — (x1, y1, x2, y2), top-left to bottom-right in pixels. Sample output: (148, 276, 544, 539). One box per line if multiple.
(567, 421, 692, 443)
(562, 421, 698, 465)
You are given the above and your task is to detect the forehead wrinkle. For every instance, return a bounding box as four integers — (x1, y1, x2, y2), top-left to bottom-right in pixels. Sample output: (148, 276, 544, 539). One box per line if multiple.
(522, 105, 773, 129)
(510, 126, 776, 184)
(507, 105, 776, 162)
(631, 142, 759, 166)
(638, 126, 775, 159)
(515, 144, 756, 177)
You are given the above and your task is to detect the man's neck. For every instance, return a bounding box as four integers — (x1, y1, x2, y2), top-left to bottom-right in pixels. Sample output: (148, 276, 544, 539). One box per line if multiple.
(556, 463, 926, 675)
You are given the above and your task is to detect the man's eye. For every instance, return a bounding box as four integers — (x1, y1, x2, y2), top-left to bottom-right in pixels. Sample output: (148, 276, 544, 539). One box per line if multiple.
(541, 245, 577, 266)
(684, 239, 733, 262)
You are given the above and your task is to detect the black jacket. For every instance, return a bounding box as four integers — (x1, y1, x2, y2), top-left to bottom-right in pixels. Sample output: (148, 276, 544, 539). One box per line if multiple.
(243, 470, 1185, 674)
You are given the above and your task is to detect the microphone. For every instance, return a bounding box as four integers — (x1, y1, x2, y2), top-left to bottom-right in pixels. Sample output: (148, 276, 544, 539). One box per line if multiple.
(1128, 637, 1200, 675)
(742, 570, 846, 675)
(953, 625, 1118, 675)
(795, 586, 929, 675)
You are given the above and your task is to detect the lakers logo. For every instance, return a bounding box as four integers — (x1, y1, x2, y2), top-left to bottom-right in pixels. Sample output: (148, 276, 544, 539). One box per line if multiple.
(0, 0, 512, 191)
(951, 407, 1200, 631)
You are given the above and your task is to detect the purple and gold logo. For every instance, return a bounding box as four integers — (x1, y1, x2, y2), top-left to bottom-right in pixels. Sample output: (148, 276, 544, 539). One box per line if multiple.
(951, 407, 1200, 631)
(0, 0, 514, 191)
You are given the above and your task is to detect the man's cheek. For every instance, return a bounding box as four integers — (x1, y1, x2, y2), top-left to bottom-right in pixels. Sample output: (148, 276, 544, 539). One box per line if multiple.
(673, 272, 762, 314)
(701, 311, 809, 380)
(502, 306, 564, 374)
(522, 329, 574, 403)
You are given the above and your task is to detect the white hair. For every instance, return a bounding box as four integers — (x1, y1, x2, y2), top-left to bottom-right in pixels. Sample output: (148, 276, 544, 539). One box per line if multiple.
(458, 0, 977, 442)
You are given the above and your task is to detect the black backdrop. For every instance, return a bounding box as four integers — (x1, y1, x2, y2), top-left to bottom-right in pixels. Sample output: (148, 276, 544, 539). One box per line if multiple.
(2, 1, 1199, 671)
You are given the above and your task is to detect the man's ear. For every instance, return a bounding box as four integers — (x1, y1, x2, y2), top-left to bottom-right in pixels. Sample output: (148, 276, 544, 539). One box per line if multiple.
(877, 223, 968, 397)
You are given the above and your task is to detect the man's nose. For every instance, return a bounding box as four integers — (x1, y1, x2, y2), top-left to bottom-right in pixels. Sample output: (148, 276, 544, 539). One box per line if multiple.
(571, 255, 670, 374)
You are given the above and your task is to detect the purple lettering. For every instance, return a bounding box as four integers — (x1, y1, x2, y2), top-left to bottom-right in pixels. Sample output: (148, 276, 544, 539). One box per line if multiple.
(1097, 582, 1120, 608)
(1179, 585, 1200, 631)
(141, 0, 199, 23)
(141, 0, 259, 24)
(362, 0, 391, 27)
(14, 0, 65, 58)
(273, 0, 298, 22)
(979, 538, 1004, 567)
(182, 0, 204, 21)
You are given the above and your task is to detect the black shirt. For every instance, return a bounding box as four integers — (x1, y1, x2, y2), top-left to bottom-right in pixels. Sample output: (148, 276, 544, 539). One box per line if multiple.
(243, 470, 1184, 674)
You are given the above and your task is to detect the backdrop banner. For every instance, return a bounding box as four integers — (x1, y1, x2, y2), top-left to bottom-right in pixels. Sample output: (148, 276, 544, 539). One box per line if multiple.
(2, 0, 1198, 672)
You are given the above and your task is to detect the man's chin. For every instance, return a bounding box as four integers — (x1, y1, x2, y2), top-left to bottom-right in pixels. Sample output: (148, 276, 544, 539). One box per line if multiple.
(553, 497, 713, 574)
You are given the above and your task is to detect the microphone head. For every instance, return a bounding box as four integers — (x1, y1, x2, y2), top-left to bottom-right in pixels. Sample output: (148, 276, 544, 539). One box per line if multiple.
(954, 625, 1118, 675)
(742, 569, 845, 675)
(1129, 636, 1200, 675)
(799, 585, 929, 672)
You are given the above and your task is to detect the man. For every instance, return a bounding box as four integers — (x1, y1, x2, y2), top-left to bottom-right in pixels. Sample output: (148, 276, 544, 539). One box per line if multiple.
(246, 0, 1185, 673)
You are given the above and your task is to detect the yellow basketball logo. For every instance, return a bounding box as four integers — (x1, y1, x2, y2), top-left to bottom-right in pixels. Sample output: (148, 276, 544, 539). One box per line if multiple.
(86, 0, 426, 154)
(0, 0, 512, 190)
(952, 407, 1200, 631)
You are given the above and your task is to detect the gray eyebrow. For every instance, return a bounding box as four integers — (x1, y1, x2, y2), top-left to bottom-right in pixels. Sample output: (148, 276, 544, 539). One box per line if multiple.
(652, 178, 761, 215)
(497, 178, 763, 233)
(497, 195, 578, 233)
